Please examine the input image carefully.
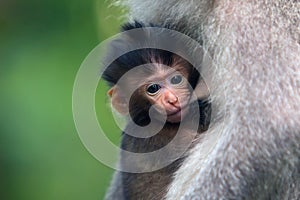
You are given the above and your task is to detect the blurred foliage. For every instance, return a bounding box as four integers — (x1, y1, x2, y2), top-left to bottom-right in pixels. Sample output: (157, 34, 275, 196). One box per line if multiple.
(0, 0, 123, 199)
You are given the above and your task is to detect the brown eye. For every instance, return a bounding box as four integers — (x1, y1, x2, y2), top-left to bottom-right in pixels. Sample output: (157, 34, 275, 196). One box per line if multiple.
(170, 75, 183, 85)
(146, 84, 161, 95)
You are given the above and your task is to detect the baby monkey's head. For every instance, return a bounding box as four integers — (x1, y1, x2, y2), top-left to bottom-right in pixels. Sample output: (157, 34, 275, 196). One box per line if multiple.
(102, 21, 203, 126)
(103, 48, 199, 125)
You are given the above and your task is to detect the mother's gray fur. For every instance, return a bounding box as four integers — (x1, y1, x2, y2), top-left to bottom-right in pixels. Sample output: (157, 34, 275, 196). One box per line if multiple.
(105, 0, 300, 199)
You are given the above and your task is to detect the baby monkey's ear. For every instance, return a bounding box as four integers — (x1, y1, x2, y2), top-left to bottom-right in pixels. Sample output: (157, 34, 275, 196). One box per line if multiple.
(108, 86, 129, 115)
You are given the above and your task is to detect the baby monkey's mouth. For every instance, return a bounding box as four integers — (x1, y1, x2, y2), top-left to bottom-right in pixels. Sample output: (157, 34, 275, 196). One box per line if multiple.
(167, 108, 182, 116)
(166, 105, 189, 123)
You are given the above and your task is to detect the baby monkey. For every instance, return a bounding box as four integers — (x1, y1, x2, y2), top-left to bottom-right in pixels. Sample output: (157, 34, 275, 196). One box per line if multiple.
(102, 22, 210, 200)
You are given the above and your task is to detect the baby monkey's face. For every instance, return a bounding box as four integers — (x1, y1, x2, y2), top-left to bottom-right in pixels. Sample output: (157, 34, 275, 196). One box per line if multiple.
(141, 69, 192, 123)
(107, 60, 198, 125)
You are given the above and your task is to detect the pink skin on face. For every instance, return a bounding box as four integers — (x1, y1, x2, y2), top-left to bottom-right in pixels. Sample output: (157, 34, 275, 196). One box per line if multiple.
(160, 88, 190, 123)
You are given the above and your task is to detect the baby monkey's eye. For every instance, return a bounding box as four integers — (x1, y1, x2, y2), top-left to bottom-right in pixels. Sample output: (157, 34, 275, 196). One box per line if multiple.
(146, 84, 161, 95)
(170, 75, 183, 85)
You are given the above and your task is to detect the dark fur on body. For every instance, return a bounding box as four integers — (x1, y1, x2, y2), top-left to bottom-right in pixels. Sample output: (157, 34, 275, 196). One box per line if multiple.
(121, 123, 186, 200)
(103, 22, 211, 199)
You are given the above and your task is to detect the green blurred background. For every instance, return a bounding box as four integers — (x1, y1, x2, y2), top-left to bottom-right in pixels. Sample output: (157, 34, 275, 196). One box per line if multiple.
(0, 0, 124, 199)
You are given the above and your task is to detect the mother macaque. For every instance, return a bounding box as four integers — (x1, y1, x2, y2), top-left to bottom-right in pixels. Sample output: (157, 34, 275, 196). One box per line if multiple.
(105, 0, 300, 199)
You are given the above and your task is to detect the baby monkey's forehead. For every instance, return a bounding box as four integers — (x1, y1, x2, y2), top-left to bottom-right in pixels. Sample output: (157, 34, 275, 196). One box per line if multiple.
(127, 63, 188, 83)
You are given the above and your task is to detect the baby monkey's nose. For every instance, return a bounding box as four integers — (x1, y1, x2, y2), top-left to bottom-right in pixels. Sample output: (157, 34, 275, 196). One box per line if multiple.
(164, 90, 178, 104)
